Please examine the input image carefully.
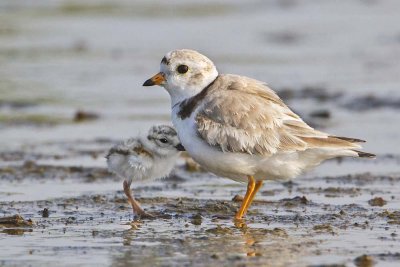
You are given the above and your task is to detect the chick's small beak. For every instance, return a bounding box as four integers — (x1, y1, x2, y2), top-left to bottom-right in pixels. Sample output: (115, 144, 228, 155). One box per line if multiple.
(175, 143, 185, 151)
(143, 72, 165, 86)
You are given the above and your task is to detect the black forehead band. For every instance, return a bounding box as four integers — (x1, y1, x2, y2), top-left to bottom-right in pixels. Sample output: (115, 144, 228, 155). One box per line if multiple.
(161, 56, 170, 65)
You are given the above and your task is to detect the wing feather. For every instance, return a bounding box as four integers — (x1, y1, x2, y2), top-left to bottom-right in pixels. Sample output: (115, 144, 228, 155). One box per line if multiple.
(195, 74, 360, 156)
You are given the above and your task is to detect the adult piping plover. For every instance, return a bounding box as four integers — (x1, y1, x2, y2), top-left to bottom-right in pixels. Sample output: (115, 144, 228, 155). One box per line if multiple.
(106, 125, 184, 218)
(143, 49, 375, 220)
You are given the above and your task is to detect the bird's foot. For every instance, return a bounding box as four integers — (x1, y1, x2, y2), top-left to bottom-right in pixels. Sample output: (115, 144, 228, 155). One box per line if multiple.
(233, 217, 248, 229)
(134, 210, 156, 220)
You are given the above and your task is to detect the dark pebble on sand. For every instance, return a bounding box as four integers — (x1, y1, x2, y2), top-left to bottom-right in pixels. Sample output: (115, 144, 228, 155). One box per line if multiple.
(232, 195, 243, 202)
(354, 254, 375, 267)
(368, 197, 387, 207)
(310, 109, 331, 119)
(42, 208, 49, 218)
(73, 110, 99, 122)
(190, 213, 203, 225)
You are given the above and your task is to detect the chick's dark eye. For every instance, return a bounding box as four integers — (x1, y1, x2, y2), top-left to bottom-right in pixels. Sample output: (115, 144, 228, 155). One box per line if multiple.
(159, 138, 168, 143)
(177, 65, 189, 74)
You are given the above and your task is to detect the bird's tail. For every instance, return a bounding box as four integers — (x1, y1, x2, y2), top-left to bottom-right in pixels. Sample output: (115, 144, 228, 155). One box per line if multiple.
(352, 150, 376, 158)
(330, 136, 376, 158)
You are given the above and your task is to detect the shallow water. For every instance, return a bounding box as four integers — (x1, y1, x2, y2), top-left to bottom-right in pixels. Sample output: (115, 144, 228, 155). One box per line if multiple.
(1, 157, 399, 267)
(1, 0, 400, 266)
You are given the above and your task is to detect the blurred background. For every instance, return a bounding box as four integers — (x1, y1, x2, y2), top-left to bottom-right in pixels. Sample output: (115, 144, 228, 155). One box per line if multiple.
(1, 1, 400, 266)
(1, 0, 399, 155)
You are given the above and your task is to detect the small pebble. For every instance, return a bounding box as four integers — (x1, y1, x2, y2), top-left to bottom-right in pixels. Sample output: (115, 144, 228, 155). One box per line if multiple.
(42, 208, 49, 218)
(368, 197, 387, 207)
(232, 195, 243, 202)
(354, 254, 375, 267)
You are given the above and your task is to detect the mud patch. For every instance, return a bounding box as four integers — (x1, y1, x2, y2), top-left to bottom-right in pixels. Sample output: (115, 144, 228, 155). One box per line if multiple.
(343, 95, 400, 111)
(368, 197, 387, 207)
(0, 141, 399, 266)
(277, 86, 343, 102)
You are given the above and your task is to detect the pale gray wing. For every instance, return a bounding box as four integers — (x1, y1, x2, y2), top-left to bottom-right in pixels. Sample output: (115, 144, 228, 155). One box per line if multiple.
(196, 75, 359, 156)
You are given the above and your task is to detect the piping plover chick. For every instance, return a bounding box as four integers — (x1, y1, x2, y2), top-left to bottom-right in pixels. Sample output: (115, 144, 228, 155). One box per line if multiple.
(143, 49, 375, 220)
(106, 125, 184, 219)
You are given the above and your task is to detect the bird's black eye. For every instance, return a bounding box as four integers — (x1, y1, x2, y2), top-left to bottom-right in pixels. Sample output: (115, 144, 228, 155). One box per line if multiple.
(176, 65, 189, 74)
(159, 138, 168, 143)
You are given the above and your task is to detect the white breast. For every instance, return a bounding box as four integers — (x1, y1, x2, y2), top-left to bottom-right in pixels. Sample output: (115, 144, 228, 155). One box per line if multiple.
(148, 154, 179, 180)
(107, 151, 178, 182)
(171, 105, 327, 182)
(171, 106, 258, 182)
(107, 153, 151, 180)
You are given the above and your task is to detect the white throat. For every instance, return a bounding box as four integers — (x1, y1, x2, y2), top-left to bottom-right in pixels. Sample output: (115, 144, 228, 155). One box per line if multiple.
(166, 69, 218, 107)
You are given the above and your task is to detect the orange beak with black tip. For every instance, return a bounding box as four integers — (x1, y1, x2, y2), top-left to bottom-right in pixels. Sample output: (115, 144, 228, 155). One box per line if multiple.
(143, 72, 165, 86)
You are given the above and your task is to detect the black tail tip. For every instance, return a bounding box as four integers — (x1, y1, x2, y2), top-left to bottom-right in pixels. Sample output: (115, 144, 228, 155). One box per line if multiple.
(331, 136, 366, 143)
(354, 150, 376, 158)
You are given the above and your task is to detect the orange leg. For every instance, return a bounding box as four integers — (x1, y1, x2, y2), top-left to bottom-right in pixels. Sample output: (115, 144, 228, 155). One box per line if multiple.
(242, 181, 263, 216)
(123, 180, 154, 219)
(235, 176, 256, 220)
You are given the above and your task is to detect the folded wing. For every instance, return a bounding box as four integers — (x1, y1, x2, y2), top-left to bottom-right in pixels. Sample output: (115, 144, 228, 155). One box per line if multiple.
(196, 74, 363, 156)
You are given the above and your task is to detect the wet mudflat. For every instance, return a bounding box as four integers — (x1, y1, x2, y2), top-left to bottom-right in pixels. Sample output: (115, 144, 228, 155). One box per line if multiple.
(0, 144, 399, 267)
(1, 0, 400, 266)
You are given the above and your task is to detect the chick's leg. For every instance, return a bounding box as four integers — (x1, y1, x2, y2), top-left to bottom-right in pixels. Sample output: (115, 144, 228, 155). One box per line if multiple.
(123, 179, 154, 219)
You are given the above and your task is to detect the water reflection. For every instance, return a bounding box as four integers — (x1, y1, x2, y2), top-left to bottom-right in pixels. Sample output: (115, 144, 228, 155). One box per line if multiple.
(0, 228, 33, 236)
(110, 218, 304, 267)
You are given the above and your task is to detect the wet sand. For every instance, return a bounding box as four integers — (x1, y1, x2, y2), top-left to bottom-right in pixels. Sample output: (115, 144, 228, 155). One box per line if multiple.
(1, 141, 399, 267)
(1, 0, 400, 266)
